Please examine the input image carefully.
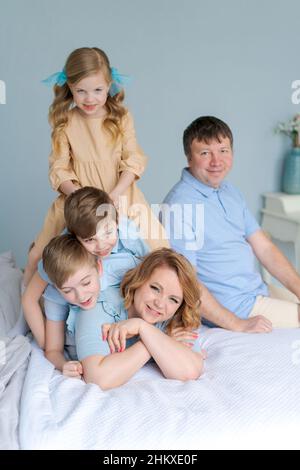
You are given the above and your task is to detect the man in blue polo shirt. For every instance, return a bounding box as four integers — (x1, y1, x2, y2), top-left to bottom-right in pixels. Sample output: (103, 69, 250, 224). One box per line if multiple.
(162, 116, 300, 332)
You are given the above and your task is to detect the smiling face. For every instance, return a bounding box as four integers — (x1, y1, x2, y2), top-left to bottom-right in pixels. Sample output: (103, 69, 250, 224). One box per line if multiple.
(129, 265, 184, 324)
(77, 217, 118, 258)
(70, 71, 110, 118)
(57, 262, 102, 309)
(188, 136, 233, 188)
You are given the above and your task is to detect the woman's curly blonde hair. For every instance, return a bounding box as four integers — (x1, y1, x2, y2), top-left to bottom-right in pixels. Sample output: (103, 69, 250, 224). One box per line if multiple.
(120, 248, 201, 333)
(49, 47, 127, 153)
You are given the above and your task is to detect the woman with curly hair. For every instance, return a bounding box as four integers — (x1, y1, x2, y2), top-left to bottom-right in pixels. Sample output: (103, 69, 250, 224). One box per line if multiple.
(73, 247, 205, 390)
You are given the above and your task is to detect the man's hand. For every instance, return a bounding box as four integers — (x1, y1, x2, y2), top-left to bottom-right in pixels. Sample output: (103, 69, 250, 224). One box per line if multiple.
(236, 315, 273, 334)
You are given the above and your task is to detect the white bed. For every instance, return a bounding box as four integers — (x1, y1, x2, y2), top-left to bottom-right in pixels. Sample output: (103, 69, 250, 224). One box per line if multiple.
(19, 327, 300, 450)
(1, 251, 300, 450)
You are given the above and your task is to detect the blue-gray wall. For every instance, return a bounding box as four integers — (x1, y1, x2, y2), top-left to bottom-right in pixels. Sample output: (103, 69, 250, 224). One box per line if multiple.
(1, 0, 299, 267)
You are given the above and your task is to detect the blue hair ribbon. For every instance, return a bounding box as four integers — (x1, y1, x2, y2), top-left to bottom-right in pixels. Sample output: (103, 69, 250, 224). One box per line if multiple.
(42, 70, 67, 87)
(42, 67, 131, 94)
(109, 67, 131, 97)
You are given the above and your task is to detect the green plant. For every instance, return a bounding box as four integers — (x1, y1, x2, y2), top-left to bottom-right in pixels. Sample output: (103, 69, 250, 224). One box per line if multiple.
(275, 114, 300, 147)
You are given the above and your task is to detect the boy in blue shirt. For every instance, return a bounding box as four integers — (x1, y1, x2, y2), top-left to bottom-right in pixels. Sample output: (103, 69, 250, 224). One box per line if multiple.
(22, 187, 150, 353)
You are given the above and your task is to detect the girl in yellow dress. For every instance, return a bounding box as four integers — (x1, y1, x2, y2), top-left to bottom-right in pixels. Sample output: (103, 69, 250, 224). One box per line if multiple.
(24, 47, 168, 285)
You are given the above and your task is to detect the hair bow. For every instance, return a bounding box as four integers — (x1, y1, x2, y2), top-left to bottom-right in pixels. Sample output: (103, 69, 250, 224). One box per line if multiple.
(42, 70, 67, 87)
(109, 67, 131, 97)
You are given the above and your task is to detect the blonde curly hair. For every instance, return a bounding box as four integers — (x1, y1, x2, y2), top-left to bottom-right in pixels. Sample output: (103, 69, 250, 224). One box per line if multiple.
(120, 248, 201, 333)
(49, 47, 127, 153)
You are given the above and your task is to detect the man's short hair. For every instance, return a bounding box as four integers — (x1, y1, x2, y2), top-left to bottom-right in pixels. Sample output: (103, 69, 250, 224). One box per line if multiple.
(183, 116, 233, 159)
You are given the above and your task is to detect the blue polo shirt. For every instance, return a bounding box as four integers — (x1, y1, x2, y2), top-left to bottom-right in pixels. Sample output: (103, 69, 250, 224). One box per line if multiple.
(39, 216, 150, 322)
(162, 168, 268, 319)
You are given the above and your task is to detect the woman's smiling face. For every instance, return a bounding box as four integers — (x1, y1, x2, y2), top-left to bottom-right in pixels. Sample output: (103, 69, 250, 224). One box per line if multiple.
(130, 265, 183, 324)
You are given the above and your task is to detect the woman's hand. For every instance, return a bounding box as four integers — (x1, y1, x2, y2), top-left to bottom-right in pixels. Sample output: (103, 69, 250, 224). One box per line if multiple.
(62, 360, 83, 378)
(169, 327, 199, 349)
(102, 319, 144, 354)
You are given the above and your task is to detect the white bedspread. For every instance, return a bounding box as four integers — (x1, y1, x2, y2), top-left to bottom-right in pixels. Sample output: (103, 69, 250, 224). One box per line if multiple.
(0, 335, 31, 449)
(19, 327, 300, 450)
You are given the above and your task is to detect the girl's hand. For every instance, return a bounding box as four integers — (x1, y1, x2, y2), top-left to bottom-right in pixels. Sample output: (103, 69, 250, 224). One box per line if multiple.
(63, 360, 83, 378)
(102, 319, 144, 354)
(169, 327, 199, 349)
(108, 190, 120, 210)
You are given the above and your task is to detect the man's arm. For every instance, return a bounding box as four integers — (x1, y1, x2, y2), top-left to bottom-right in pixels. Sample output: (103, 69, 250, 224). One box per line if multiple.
(248, 230, 300, 299)
(200, 282, 272, 333)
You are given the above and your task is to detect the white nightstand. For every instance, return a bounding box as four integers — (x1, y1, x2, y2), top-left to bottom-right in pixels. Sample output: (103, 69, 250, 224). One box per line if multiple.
(261, 192, 300, 282)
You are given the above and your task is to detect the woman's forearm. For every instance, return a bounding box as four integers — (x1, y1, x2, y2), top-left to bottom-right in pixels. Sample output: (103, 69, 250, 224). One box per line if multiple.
(139, 322, 203, 381)
(83, 341, 151, 390)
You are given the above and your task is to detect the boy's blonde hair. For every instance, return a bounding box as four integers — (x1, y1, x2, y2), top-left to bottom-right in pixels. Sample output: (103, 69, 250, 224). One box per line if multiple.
(121, 248, 201, 333)
(64, 186, 118, 239)
(42, 233, 98, 288)
(49, 47, 127, 153)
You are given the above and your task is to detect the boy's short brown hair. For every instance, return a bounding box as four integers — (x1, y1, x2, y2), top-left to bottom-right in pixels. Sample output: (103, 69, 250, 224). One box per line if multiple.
(64, 186, 118, 239)
(183, 116, 233, 159)
(42, 233, 98, 288)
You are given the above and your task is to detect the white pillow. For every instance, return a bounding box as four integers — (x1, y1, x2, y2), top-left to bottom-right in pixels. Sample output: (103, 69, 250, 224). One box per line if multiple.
(0, 251, 23, 336)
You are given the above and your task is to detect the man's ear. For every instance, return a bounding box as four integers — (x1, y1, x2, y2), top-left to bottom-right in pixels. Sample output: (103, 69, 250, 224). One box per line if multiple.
(97, 258, 103, 277)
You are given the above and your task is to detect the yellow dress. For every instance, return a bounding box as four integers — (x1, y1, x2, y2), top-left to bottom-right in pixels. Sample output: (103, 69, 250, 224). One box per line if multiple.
(34, 107, 169, 252)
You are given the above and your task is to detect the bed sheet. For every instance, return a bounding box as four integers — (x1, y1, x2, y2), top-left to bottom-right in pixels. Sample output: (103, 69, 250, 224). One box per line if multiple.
(19, 327, 300, 450)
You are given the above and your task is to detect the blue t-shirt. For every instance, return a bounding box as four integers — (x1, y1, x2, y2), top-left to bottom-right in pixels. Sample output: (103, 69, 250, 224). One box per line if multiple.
(72, 286, 202, 360)
(40, 216, 150, 323)
(162, 168, 268, 319)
